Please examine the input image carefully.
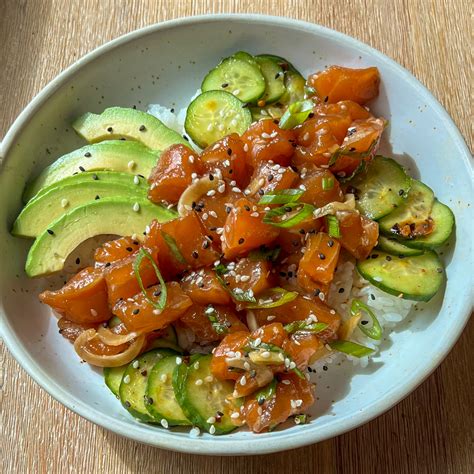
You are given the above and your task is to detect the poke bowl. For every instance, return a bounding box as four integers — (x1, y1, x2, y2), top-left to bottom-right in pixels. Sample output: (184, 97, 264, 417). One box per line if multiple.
(0, 14, 472, 455)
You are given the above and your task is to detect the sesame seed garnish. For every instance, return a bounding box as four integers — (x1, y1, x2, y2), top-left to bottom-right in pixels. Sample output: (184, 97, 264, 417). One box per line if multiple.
(230, 412, 240, 419)
(176, 357, 182, 365)
(123, 374, 131, 384)
(209, 425, 216, 435)
(90, 308, 98, 317)
(107, 127, 113, 132)
(160, 419, 169, 429)
(206, 416, 216, 424)
(204, 375, 214, 383)
(127, 160, 136, 170)
(84, 152, 91, 157)
(195, 379, 203, 386)
(139, 125, 146, 131)
(132, 360, 139, 369)
(47, 229, 55, 235)
(132, 202, 140, 212)
(133, 175, 140, 185)
(60, 198, 69, 208)
(189, 427, 200, 437)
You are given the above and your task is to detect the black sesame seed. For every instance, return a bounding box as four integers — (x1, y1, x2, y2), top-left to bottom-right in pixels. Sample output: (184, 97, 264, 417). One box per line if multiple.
(258, 189, 265, 196)
(386, 255, 392, 261)
(47, 229, 55, 235)
(398, 189, 405, 196)
(279, 271, 287, 277)
(308, 112, 314, 118)
(192, 251, 199, 259)
(371, 253, 379, 259)
(299, 229, 306, 235)
(202, 240, 210, 249)
(284, 206, 292, 212)
(436, 267, 443, 273)
(105, 262, 111, 268)
(95, 195, 100, 200)
(170, 108, 175, 113)
(238, 238, 245, 244)
(322, 366, 328, 371)
(208, 235, 214, 241)
(124, 401, 131, 408)
(139, 125, 146, 131)
(75, 257, 80, 265)
(274, 72, 281, 80)
(92, 173, 98, 180)
(225, 206, 232, 214)
(319, 253, 326, 260)
(361, 320, 369, 325)
(268, 174, 274, 182)
(79, 166, 85, 172)
(140, 370, 147, 376)
(228, 169, 233, 174)
(126, 247, 133, 252)
(338, 288, 344, 293)
(370, 294, 375, 300)
(107, 127, 113, 132)
(183, 135, 189, 141)
(153, 290, 162, 297)
(227, 148, 232, 156)
(324, 96, 329, 103)
(313, 289, 321, 297)
(221, 83, 229, 88)
(84, 152, 92, 157)
(132, 309, 140, 315)
(210, 227, 217, 231)
(191, 201, 197, 209)
(209, 174, 214, 181)
(258, 397, 265, 405)
(145, 396, 153, 404)
(349, 147, 356, 152)
(287, 271, 293, 278)
(244, 205, 251, 211)
(327, 240, 334, 247)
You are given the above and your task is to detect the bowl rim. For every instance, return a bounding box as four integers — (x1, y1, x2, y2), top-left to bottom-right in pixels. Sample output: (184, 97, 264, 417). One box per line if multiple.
(1, 13, 473, 456)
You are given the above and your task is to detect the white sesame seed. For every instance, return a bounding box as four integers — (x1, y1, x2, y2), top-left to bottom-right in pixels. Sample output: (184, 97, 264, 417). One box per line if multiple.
(216, 227, 224, 234)
(295, 399, 303, 407)
(373, 276, 383, 282)
(218, 123, 225, 132)
(240, 376, 247, 386)
(261, 351, 271, 359)
(189, 427, 200, 437)
(244, 189, 251, 195)
(193, 361, 200, 370)
(267, 315, 276, 321)
(243, 143, 249, 152)
(282, 379, 291, 385)
(207, 189, 216, 197)
(284, 358, 291, 368)
(132, 202, 140, 212)
(204, 375, 214, 383)
(176, 357, 182, 365)
(299, 184, 307, 191)
(161, 419, 169, 428)
(230, 119, 238, 127)
(132, 360, 139, 369)
(123, 375, 130, 384)
(240, 275, 250, 282)
(61, 198, 69, 208)
(232, 186, 241, 193)
(290, 400, 297, 409)
(261, 132, 271, 139)
(233, 89, 240, 95)
(209, 425, 216, 435)
(206, 416, 216, 424)
(90, 308, 98, 317)
(218, 184, 226, 193)
(231, 412, 240, 419)
(257, 407, 263, 415)
(243, 361, 251, 370)
(127, 160, 136, 170)
(160, 373, 168, 383)
(152, 309, 162, 315)
(209, 210, 218, 218)
(133, 175, 140, 185)
(195, 379, 203, 386)
(201, 212, 209, 220)
(250, 212, 259, 217)
(189, 155, 195, 163)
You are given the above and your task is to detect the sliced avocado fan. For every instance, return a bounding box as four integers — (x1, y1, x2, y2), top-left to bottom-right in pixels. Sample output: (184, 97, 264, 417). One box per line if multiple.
(13, 172, 148, 238)
(25, 198, 177, 277)
(24, 140, 158, 202)
(72, 107, 190, 151)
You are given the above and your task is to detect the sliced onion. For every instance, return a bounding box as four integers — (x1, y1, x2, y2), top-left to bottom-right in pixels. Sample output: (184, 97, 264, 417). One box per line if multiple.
(96, 326, 142, 346)
(244, 176, 266, 197)
(312, 193, 356, 219)
(246, 310, 258, 332)
(177, 176, 218, 216)
(74, 329, 146, 367)
(337, 314, 361, 340)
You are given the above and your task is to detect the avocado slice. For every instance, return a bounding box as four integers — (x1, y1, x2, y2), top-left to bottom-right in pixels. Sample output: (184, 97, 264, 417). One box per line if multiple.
(25, 198, 177, 277)
(24, 141, 158, 202)
(13, 173, 148, 238)
(72, 107, 190, 151)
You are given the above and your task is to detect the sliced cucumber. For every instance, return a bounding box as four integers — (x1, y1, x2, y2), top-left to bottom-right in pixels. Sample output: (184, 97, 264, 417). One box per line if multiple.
(280, 70, 305, 105)
(119, 348, 177, 422)
(232, 51, 257, 65)
(357, 250, 444, 301)
(173, 354, 241, 434)
(348, 156, 412, 220)
(185, 91, 252, 148)
(250, 104, 285, 122)
(201, 57, 265, 104)
(255, 56, 286, 104)
(377, 236, 424, 256)
(147, 325, 183, 353)
(379, 180, 435, 236)
(255, 54, 302, 75)
(402, 200, 455, 249)
(104, 365, 127, 397)
(145, 355, 191, 426)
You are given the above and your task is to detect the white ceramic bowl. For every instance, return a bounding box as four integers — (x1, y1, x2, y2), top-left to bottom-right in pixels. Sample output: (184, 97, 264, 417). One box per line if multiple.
(1, 14, 472, 455)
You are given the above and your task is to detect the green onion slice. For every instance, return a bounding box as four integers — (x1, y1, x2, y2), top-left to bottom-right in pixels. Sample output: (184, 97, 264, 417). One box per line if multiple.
(133, 248, 167, 311)
(161, 231, 186, 264)
(279, 99, 314, 130)
(258, 189, 304, 205)
(326, 215, 341, 238)
(351, 299, 382, 340)
(205, 305, 228, 335)
(329, 340, 374, 358)
(255, 379, 277, 404)
(263, 202, 315, 228)
(284, 321, 328, 334)
(246, 287, 298, 309)
(294, 414, 309, 424)
(322, 176, 334, 191)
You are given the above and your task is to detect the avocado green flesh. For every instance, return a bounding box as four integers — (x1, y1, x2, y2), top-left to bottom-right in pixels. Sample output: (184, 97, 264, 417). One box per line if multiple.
(25, 198, 177, 277)
(13, 179, 147, 238)
(23, 140, 158, 202)
(72, 107, 190, 151)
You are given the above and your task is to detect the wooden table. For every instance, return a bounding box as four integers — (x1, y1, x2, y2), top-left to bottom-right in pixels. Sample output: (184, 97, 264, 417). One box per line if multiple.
(1, 1, 472, 472)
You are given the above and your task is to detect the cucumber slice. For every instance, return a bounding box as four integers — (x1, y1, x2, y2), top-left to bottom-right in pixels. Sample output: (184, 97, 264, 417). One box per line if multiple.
(377, 236, 424, 256)
(255, 57, 286, 104)
(145, 355, 191, 426)
(348, 156, 412, 220)
(357, 250, 444, 301)
(402, 200, 455, 249)
(104, 365, 127, 397)
(232, 51, 257, 65)
(201, 57, 265, 104)
(185, 91, 252, 148)
(119, 348, 177, 422)
(147, 326, 183, 353)
(280, 70, 305, 105)
(255, 54, 302, 75)
(250, 104, 285, 122)
(379, 180, 435, 236)
(173, 354, 241, 434)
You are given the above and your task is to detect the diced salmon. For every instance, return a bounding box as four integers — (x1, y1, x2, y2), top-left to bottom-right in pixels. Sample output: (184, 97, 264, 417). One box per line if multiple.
(247, 162, 299, 196)
(299, 167, 344, 208)
(181, 268, 231, 305)
(94, 236, 141, 266)
(223, 258, 275, 297)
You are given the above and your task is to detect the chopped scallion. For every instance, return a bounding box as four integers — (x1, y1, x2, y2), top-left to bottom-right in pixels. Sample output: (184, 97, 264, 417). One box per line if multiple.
(329, 340, 374, 358)
(263, 202, 315, 228)
(258, 188, 304, 205)
(279, 99, 314, 130)
(133, 248, 167, 311)
(161, 231, 186, 264)
(326, 215, 341, 238)
(322, 176, 334, 191)
(351, 299, 382, 340)
(283, 321, 328, 334)
(246, 288, 298, 309)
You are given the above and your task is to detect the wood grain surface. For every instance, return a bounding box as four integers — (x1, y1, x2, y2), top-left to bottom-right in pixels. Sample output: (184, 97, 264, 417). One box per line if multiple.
(1, 1, 472, 473)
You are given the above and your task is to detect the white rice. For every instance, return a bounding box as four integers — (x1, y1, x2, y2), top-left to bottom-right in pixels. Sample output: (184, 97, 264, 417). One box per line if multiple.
(314, 258, 416, 369)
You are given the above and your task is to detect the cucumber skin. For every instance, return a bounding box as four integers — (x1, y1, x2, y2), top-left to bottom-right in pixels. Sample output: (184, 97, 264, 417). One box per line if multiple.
(399, 201, 455, 250)
(172, 355, 239, 435)
(104, 366, 127, 397)
(145, 356, 191, 426)
(119, 349, 176, 423)
(357, 250, 444, 302)
(376, 236, 424, 256)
